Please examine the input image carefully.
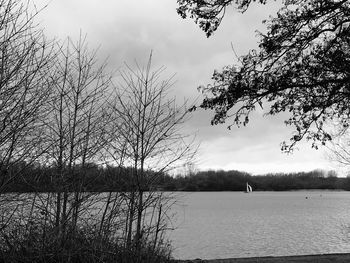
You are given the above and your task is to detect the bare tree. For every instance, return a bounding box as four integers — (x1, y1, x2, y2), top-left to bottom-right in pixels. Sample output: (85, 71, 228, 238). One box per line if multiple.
(0, 0, 55, 191)
(0, 1, 60, 258)
(0, 2, 181, 262)
(42, 34, 112, 241)
(327, 128, 350, 176)
(108, 53, 197, 257)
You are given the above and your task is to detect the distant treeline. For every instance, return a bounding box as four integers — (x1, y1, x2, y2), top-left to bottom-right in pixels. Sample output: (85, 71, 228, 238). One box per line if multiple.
(2, 161, 349, 192)
(1, 161, 166, 192)
(166, 170, 350, 191)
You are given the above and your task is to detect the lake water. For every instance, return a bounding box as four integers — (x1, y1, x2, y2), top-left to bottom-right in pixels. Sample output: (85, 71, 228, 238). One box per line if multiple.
(168, 191, 350, 260)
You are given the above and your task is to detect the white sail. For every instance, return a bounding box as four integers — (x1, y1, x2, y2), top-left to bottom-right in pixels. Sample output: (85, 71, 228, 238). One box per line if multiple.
(246, 182, 252, 193)
(248, 184, 252, 192)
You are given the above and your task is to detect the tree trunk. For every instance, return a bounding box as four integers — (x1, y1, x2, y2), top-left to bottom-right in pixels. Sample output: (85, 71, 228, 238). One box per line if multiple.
(126, 190, 135, 249)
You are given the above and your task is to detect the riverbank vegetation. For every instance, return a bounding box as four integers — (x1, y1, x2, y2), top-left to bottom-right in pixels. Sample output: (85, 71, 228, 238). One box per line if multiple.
(0, 1, 196, 262)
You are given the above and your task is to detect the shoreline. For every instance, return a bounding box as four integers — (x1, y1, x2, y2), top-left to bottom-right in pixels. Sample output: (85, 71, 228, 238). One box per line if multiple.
(178, 253, 350, 262)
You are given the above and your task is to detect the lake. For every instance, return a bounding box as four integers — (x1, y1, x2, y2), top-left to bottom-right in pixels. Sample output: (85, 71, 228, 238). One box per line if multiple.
(168, 191, 350, 260)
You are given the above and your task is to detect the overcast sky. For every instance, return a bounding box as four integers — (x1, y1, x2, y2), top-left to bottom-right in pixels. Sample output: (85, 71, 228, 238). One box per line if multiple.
(35, 0, 340, 175)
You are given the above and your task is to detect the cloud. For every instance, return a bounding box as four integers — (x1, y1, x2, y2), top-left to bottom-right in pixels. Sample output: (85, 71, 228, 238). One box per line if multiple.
(34, 0, 334, 174)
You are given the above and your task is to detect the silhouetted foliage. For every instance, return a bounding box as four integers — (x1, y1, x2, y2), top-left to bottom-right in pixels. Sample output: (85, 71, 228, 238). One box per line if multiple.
(178, 0, 350, 151)
(177, 0, 268, 37)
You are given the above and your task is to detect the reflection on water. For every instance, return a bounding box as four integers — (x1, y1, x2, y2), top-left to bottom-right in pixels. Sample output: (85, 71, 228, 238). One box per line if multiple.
(168, 191, 350, 260)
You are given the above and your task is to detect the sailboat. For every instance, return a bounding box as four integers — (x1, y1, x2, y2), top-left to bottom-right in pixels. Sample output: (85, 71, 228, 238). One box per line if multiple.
(245, 182, 253, 193)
